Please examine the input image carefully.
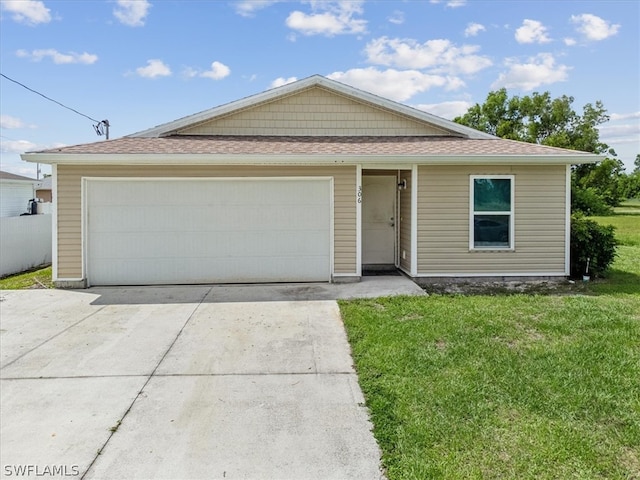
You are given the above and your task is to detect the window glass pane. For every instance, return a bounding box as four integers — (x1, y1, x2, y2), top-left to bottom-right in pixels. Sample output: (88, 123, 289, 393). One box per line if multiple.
(474, 214, 510, 247)
(474, 179, 511, 212)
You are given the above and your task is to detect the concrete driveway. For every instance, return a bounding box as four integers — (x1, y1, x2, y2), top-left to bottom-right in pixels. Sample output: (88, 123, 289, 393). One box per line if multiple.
(1, 278, 424, 479)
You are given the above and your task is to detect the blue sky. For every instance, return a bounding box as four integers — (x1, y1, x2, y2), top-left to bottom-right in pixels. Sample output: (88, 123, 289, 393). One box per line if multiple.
(1, 0, 638, 178)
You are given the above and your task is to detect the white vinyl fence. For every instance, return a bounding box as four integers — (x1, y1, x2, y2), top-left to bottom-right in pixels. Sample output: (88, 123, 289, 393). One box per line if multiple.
(0, 214, 52, 277)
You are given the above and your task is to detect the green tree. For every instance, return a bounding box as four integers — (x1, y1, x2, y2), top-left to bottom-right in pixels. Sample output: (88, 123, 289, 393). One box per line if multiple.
(453, 88, 610, 154)
(454, 89, 628, 212)
(619, 155, 640, 200)
(574, 158, 626, 207)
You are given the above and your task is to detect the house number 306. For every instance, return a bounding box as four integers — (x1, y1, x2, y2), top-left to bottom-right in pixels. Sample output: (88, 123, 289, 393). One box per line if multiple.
(357, 185, 362, 203)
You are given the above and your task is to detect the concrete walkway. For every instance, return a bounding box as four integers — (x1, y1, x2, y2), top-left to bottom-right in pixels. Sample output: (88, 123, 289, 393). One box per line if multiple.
(1, 278, 424, 479)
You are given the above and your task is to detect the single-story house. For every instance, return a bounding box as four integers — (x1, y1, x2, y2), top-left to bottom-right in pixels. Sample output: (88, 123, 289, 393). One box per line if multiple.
(0, 170, 38, 217)
(22, 75, 600, 288)
(35, 176, 53, 203)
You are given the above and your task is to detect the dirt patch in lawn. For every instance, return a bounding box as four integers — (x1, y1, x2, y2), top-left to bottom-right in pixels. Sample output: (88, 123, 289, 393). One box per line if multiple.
(419, 279, 592, 295)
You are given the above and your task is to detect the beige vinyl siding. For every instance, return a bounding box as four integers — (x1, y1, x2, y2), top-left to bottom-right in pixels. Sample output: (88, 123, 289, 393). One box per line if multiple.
(179, 87, 448, 137)
(417, 165, 567, 275)
(399, 170, 412, 272)
(56, 165, 356, 279)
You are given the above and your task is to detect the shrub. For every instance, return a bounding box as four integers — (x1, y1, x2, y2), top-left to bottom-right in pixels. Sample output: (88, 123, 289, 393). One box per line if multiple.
(570, 214, 618, 277)
(619, 173, 640, 200)
(571, 186, 613, 215)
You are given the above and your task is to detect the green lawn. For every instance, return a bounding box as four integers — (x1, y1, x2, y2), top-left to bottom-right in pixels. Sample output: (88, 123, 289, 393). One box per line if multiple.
(0, 266, 53, 289)
(589, 202, 640, 295)
(340, 207, 640, 479)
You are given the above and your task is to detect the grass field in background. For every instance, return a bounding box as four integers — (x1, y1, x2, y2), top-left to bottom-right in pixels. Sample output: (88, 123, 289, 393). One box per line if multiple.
(589, 200, 640, 295)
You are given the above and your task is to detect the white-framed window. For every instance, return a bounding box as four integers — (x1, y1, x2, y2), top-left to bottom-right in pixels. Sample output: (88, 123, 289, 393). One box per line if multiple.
(470, 175, 514, 250)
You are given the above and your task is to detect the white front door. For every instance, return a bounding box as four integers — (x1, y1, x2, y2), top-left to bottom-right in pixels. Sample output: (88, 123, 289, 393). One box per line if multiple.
(362, 175, 396, 265)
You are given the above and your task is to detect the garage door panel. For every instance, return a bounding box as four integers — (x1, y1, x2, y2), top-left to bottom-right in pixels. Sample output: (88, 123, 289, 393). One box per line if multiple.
(92, 230, 330, 259)
(90, 205, 330, 233)
(90, 255, 329, 285)
(95, 180, 329, 206)
(86, 179, 332, 285)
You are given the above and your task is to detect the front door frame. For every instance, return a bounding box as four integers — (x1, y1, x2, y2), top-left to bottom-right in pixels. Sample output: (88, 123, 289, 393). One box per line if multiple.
(361, 169, 400, 270)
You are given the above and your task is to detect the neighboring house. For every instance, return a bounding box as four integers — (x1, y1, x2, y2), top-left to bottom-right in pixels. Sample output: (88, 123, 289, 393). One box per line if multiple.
(35, 176, 53, 203)
(0, 170, 52, 277)
(0, 170, 37, 217)
(22, 75, 600, 288)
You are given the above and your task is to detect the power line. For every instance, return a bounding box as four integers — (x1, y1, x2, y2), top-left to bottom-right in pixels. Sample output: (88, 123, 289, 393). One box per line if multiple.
(1, 72, 101, 123)
(0, 72, 110, 138)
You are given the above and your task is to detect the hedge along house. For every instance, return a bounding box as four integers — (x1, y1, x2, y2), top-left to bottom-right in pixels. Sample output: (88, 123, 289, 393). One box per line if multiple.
(22, 75, 600, 288)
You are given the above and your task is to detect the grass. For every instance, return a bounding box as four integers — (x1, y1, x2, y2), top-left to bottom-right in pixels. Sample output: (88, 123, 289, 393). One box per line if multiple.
(340, 203, 640, 479)
(0, 266, 53, 289)
(588, 200, 640, 295)
(341, 295, 640, 479)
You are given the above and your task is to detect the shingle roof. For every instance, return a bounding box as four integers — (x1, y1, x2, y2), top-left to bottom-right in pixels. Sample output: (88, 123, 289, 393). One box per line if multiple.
(0, 170, 37, 181)
(32, 135, 587, 157)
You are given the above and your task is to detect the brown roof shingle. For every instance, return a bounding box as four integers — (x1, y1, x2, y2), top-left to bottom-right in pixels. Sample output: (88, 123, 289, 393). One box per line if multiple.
(33, 135, 588, 157)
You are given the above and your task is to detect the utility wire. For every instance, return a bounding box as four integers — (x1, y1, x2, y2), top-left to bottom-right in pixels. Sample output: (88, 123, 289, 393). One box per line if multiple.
(1, 72, 101, 123)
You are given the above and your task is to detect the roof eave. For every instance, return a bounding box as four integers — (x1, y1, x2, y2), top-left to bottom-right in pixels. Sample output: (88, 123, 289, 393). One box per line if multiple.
(22, 152, 603, 166)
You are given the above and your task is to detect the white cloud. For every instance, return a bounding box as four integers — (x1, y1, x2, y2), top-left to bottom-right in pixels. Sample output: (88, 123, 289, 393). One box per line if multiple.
(0, 115, 29, 129)
(388, 10, 404, 25)
(599, 112, 640, 153)
(286, 1, 367, 36)
(464, 22, 485, 37)
(200, 61, 231, 80)
(270, 77, 298, 88)
(364, 36, 492, 75)
(234, 0, 281, 17)
(598, 123, 640, 140)
(0, 139, 38, 154)
(1, 0, 51, 25)
(430, 0, 467, 8)
(328, 67, 465, 102)
(610, 112, 640, 121)
(492, 53, 571, 91)
(414, 101, 472, 119)
(184, 62, 231, 80)
(114, 0, 151, 27)
(564, 37, 577, 46)
(570, 13, 620, 41)
(515, 19, 551, 44)
(16, 48, 98, 64)
(135, 59, 171, 78)
(182, 67, 198, 78)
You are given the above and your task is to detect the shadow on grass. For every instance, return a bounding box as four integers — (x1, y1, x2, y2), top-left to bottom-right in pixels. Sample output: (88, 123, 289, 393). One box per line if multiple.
(587, 269, 640, 295)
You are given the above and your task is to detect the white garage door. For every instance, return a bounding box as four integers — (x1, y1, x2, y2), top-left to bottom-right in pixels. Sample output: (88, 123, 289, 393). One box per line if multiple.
(86, 178, 332, 285)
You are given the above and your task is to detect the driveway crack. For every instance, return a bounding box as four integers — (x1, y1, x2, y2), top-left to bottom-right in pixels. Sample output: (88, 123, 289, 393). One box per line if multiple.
(80, 286, 213, 480)
(1, 306, 107, 371)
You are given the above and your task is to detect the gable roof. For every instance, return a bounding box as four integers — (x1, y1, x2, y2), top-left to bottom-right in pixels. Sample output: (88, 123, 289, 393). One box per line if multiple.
(131, 75, 495, 140)
(0, 170, 37, 182)
(21, 75, 602, 165)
